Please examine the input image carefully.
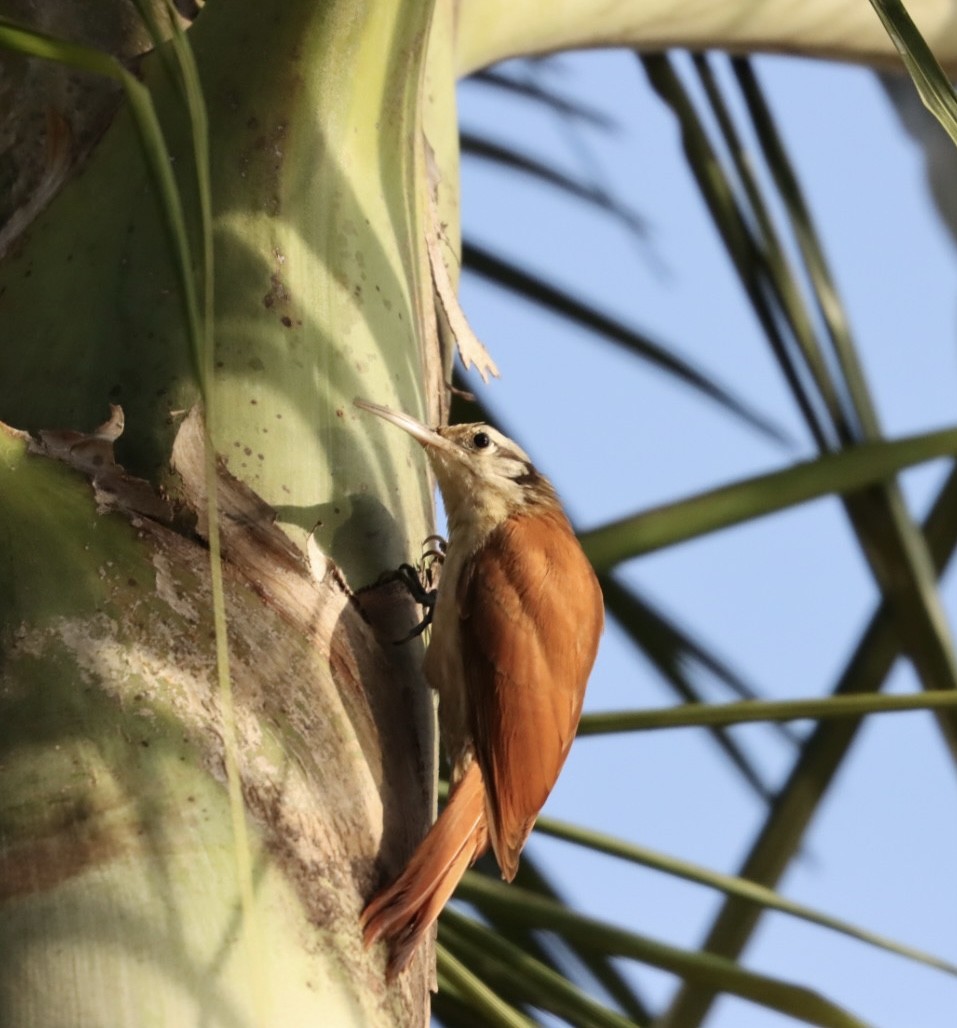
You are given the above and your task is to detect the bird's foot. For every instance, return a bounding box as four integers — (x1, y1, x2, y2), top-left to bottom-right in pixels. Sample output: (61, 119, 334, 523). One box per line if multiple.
(383, 535, 446, 643)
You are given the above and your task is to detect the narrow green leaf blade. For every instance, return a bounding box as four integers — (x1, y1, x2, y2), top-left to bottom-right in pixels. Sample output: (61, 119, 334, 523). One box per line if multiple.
(601, 574, 782, 800)
(461, 133, 647, 235)
(869, 0, 957, 147)
(581, 430, 957, 571)
(457, 875, 869, 1028)
(436, 945, 536, 1028)
(441, 910, 642, 1028)
(663, 465, 957, 1026)
(531, 815, 957, 978)
(468, 68, 617, 129)
(578, 691, 957, 735)
(463, 241, 791, 444)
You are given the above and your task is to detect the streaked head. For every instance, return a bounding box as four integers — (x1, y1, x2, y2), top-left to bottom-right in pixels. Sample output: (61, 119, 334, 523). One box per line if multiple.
(355, 399, 558, 535)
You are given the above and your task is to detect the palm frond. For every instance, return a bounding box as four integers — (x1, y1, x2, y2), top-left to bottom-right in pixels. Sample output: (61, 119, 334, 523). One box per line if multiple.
(867, 0, 957, 145)
(457, 874, 869, 1028)
(532, 814, 957, 977)
(581, 426, 957, 570)
(466, 67, 618, 128)
(663, 462, 957, 1025)
(460, 132, 647, 236)
(462, 40, 957, 1027)
(441, 909, 643, 1028)
(463, 241, 791, 443)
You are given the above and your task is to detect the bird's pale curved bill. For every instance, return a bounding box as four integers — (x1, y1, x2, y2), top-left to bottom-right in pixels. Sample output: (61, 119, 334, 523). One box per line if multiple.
(354, 398, 450, 451)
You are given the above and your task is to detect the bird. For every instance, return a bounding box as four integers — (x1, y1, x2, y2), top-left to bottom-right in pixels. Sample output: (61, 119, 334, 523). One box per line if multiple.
(354, 398, 604, 979)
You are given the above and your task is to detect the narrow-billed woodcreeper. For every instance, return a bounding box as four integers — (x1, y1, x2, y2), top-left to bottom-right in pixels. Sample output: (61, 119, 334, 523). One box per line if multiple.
(355, 399, 604, 978)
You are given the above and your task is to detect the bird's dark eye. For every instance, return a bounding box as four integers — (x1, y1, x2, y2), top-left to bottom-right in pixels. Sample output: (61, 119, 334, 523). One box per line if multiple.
(473, 431, 491, 450)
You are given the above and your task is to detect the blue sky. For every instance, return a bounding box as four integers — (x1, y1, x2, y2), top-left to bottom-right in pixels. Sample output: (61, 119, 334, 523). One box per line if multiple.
(455, 49, 957, 1027)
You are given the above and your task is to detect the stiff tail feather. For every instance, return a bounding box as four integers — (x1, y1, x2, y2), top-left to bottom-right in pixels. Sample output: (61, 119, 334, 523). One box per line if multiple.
(361, 760, 489, 979)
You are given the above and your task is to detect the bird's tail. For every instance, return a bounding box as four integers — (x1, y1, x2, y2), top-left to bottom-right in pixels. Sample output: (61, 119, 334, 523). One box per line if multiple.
(361, 760, 489, 979)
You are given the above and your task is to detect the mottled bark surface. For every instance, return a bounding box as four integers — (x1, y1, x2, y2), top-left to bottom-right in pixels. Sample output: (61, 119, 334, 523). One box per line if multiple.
(0, 409, 435, 1024)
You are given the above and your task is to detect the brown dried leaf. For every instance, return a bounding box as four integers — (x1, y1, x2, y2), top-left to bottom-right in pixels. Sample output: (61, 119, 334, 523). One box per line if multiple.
(427, 193, 500, 385)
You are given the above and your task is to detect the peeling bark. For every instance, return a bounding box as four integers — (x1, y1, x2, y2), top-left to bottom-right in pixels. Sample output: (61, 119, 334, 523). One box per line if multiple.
(0, 409, 436, 1024)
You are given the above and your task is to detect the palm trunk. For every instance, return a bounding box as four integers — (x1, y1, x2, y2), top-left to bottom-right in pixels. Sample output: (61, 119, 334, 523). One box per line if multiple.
(0, 0, 455, 1022)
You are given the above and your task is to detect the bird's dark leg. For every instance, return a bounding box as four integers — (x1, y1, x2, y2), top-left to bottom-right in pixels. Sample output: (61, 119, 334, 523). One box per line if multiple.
(386, 536, 446, 643)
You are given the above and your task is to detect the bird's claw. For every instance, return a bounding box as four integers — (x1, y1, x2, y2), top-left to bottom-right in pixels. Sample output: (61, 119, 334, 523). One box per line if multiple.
(386, 536, 447, 644)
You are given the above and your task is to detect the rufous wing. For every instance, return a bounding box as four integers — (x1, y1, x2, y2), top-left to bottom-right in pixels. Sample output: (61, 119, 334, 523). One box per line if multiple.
(458, 509, 603, 880)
